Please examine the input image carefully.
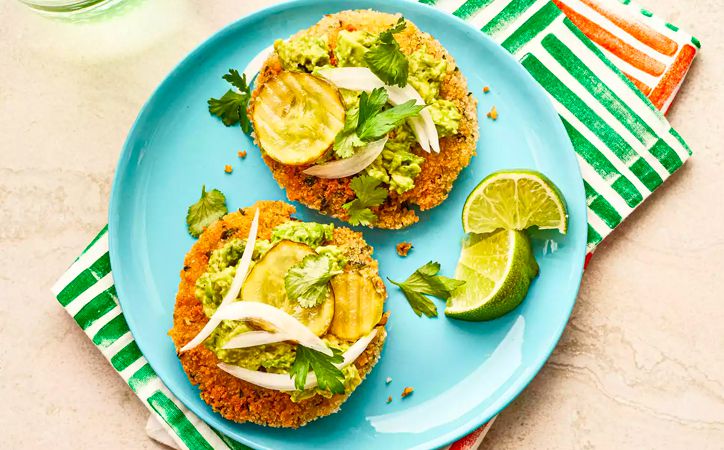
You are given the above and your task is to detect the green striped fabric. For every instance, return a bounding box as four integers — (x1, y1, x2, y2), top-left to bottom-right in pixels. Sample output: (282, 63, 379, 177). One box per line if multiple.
(51, 233, 250, 450)
(429, 0, 691, 253)
(52, 1, 692, 448)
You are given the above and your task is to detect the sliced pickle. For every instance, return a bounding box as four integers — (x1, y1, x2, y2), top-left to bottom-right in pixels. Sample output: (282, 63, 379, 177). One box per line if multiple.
(252, 71, 345, 166)
(241, 240, 334, 336)
(329, 271, 384, 340)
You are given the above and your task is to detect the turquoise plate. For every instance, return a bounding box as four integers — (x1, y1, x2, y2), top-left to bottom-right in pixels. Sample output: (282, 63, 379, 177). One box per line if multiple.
(109, 0, 586, 448)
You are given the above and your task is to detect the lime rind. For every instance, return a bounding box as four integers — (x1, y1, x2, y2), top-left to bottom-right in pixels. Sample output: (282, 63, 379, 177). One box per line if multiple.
(445, 230, 538, 321)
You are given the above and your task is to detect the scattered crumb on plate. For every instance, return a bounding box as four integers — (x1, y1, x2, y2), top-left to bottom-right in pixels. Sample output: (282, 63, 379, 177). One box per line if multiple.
(396, 242, 413, 257)
(401, 387, 414, 398)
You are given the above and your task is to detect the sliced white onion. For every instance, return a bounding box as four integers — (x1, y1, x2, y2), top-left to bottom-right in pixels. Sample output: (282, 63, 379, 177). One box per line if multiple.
(180, 301, 331, 355)
(219, 208, 259, 308)
(302, 137, 388, 178)
(339, 329, 378, 367)
(242, 45, 274, 84)
(316, 67, 385, 92)
(222, 330, 291, 349)
(217, 329, 379, 391)
(218, 363, 320, 391)
(316, 67, 439, 153)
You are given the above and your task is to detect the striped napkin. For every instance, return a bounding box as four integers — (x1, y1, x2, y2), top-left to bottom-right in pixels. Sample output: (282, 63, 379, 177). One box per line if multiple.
(52, 0, 697, 448)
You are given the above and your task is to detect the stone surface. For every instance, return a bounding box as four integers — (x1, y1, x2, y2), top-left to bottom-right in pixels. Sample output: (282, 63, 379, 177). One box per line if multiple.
(0, 0, 722, 449)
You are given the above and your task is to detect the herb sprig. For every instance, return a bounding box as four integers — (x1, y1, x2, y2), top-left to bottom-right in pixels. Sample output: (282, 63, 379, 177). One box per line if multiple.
(388, 261, 465, 317)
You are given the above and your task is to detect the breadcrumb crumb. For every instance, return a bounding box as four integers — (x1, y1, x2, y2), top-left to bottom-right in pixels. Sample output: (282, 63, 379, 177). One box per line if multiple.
(386, 396, 392, 404)
(483, 86, 490, 93)
(396, 242, 413, 257)
(224, 165, 233, 173)
(486, 106, 498, 120)
(401, 387, 414, 398)
(238, 150, 247, 158)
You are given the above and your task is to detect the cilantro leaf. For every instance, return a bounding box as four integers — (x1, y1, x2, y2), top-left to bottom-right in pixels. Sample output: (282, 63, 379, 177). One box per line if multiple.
(364, 18, 409, 87)
(342, 175, 389, 226)
(350, 174, 389, 206)
(357, 88, 388, 125)
(291, 345, 345, 394)
(388, 261, 466, 317)
(222, 69, 249, 92)
(356, 99, 423, 141)
(186, 185, 228, 238)
(285, 254, 343, 308)
(333, 108, 365, 158)
(208, 69, 252, 134)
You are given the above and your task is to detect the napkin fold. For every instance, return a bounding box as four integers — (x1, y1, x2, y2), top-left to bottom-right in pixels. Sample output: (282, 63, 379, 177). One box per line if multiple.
(52, 0, 698, 449)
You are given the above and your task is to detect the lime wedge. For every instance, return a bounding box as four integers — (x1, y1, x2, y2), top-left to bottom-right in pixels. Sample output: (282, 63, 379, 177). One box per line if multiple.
(462, 170, 568, 234)
(445, 229, 538, 321)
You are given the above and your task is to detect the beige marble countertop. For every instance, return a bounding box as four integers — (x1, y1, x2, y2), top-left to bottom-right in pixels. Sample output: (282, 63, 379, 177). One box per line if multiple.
(1, 0, 722, 448)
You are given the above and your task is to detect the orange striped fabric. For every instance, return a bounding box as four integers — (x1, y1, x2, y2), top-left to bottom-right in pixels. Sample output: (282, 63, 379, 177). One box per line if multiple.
(552, 0, 699, 114)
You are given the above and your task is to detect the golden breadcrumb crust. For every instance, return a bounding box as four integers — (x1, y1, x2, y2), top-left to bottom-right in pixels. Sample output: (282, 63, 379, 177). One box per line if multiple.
(169, 200, 387, 428)
(251, 10, 478, 229)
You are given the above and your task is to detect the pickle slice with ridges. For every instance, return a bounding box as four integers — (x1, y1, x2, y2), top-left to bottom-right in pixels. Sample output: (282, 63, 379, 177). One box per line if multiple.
(252, 71, 345, 166)
(329, 271, 384, 340)
(241, 240, 334, 336)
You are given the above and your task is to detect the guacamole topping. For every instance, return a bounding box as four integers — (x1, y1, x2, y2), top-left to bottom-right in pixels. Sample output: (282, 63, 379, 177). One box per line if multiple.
(365, 124, 424, 194)
(407, 47, 447, 103)
(274, 35, 330, 72)
(334, 30, 376, 67)
(428, 99, 461, 136)
(194, 222, 359, 401)
(270, 221, 334, 247)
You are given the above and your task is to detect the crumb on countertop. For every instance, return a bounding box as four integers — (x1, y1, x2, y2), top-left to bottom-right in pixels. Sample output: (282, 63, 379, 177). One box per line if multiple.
(486, 106, 498, 120)
(386, 377, 392, 384)
(224, 165, 233, 174)
(401, 387, 414, 398)
(238, 150, 247, 158)
(396, 242, 413, 257)
(483, 86, 490, 93)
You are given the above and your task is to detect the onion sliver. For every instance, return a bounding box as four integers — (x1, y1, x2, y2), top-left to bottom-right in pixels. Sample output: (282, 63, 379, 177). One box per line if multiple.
(316, 67, 385, 92)
(387, 85, 439, 153)
(180, 301, 332, 355)
(302, 137, 388, 178)
(220, 208, 259, 308)
(222, 330, 291, 349)
(217, 329, 379, 391)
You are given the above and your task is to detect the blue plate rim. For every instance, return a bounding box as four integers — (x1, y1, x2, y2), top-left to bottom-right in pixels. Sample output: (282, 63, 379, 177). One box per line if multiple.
(108, 0, 587, 448)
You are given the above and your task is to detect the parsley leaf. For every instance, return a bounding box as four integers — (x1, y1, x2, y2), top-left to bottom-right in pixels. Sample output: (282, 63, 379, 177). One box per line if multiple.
(388, 261, 466, 317)
(208, 69, 252, 134)
(285, 254, 343, 308)
(364, 18, 409, 87)
(291, 345, 345, 394)
(343, 175, 389, 226)
(186, 185, 228, 238)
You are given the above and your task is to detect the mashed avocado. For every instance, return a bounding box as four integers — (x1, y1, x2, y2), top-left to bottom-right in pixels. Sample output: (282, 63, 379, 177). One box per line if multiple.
(407, 47, 447, 103)
(334, 30, 376, 67)
(270, 221, 334, 247)
(193, 225, 357, 399)
(366, 124, 424, 194)
(195, 238, 271, 316)
(275, 35, 330, 72)
(428, 99, 461, 136)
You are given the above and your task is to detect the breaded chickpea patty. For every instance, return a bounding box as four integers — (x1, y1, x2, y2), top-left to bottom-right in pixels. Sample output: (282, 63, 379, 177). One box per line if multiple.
(251, 10, 479, 229)
(169, 201, 387, 427)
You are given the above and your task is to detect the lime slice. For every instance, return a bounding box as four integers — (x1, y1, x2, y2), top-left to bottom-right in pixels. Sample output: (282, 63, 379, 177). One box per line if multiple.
(445, 229, 539, 321)
(462, 170, 568, 234)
